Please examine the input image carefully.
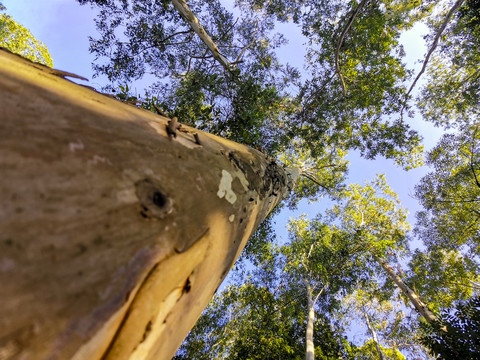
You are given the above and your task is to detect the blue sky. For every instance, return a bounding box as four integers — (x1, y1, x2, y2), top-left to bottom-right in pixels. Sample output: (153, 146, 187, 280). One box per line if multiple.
(3, 0, 445, 245)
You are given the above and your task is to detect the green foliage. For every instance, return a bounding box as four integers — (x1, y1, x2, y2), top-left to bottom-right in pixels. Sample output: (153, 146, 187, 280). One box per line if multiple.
(329, 174, 411, 260)
(352, 339, 406, 360)
(174, 247, 355, 359)
(279, 140, 349, 207)
(291, 0, 427, 169)
(80, 0, 433, 169)
(420, 295, 480, 360)
(415, 126, 480, 254)
(339, 286, 430, 359)
(408, 247, 479, 312)
(285, 216, 371, 308)
(78, 0, 300, 153)
(0, 6, 53, 66)
(418, 0, 480, 128)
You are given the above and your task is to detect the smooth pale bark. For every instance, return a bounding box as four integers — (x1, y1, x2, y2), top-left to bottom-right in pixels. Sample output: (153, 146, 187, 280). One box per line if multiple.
(305, 282, 315, 360)
(364, 311, 385, 360)
(375, 257, 438, 323)
(171, 0, 231, 71)
(0, 49, 297, 360)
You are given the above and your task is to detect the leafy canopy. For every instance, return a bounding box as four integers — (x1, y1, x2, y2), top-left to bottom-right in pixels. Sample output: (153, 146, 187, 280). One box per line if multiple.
(419, 0, 480, 128)
(79, 0, 430, 169)
(0, 5, 53, 66)
(421, 295, 480, 360)
(415, 126, 480, 254)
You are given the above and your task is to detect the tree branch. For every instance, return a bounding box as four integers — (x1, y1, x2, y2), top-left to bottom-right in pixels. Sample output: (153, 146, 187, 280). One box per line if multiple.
(156, 29, 193, 45)
(171, 0, 232, 72)
(405, 0, 465, 98)
(301, 171, 329, 192)
(232, 18, 259, 68)
(335, 0, 369, 96)
(313, 283, 328, 304)
(469, 128, 480, 189)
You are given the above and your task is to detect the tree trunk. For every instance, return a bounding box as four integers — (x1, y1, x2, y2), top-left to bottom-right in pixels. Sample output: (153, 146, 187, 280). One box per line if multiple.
(375, 257, 438, 323)
(363, 311, 385, 360)
(171, 0, 231, 72)
(0, 49, 298, 360)
(305, 282, 315, 360)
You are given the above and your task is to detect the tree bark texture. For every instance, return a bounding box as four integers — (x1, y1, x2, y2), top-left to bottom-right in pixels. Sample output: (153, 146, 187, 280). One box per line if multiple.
(305, 282, 315, 360)
(0, 49, 297, 360)
(376, 257, 438, 323)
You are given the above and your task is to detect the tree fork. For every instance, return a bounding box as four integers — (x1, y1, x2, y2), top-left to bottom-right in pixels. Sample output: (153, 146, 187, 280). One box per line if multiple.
(0, 49, 298, 360)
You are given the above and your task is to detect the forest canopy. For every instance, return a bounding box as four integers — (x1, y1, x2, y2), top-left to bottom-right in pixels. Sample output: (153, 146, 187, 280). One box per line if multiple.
(5, 0, 479, 358)
(72, 0, 480, 358)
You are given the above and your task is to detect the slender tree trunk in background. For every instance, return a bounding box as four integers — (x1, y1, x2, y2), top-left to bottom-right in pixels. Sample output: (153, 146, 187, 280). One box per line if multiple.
(171, 0, 231, 72)
(363, 311, 385, 360)
(0, 49, 298, 360)
(375, 257, 438, 323)
(305, 282, 315, 360)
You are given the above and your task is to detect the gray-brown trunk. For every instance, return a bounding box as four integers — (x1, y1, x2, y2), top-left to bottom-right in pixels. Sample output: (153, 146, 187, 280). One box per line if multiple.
(364, 311, 385, 360)
(376, 257, 438, 323)
(0, 49, 297, 360)
(305, 283, 315, 360)
(171, 0, 231, 71)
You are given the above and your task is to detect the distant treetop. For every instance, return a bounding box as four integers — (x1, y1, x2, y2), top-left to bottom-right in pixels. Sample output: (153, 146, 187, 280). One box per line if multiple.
(0, 5, 53, 67)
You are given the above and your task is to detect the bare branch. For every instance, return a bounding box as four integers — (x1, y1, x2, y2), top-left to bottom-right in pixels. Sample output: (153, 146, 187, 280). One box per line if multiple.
(301, 171, 329, 192)
(307, 243, 315, 259)
(313, 283, 328, 304)
(434, 197, 480, 204)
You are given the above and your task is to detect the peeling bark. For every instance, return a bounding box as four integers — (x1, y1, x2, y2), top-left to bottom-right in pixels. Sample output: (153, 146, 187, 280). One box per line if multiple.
(0, 49, 298, 360)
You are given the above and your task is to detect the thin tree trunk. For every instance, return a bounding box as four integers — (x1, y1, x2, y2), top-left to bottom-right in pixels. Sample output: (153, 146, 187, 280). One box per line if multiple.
(375, 257, 438, 323)
(171, 0, 231, 72)
(363, 311, 385, 360)
(305, 282, 315, 360)
(0, 49, 298, 360)
(406, 0, 465, 97)
(334, 0, 369, 95)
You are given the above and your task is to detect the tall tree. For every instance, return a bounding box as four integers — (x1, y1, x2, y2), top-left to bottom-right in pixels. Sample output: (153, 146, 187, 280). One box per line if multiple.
(339, 287, 420, 360)
(285, 217, 368, 359)
(330, 175, 438, 323)
(0, 47, 299, 360)
(174, 244, 355, 359)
